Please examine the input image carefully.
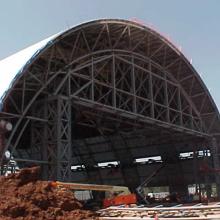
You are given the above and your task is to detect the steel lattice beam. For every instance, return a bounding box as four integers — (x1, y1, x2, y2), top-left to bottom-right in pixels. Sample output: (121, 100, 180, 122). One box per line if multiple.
(0, 20, 219, 194)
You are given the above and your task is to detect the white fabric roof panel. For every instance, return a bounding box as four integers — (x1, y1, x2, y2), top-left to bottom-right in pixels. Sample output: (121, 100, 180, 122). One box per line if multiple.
(0, 33, 60, 106)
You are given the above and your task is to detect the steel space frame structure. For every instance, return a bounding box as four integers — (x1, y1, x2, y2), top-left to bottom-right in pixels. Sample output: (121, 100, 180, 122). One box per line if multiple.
(0, 19, 220, 196)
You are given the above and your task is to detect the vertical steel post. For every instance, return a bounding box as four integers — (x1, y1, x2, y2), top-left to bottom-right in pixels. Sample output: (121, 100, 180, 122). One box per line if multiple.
(210, 137, 220, 199)
(56, 96, 72, 181)
(131, 55, 137, 114)
(164, 75, 170, 123)
(178, 86, 183, 127)
(149, 62, 154, 118)
(41, 95, 72, 181)
(193, 147, 199, 196)
(112, 54, 116, 108)
(91, 56, 94, 101)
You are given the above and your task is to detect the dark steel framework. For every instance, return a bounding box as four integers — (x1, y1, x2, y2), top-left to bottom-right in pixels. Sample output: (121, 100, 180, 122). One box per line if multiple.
(0, 19, 220, 196)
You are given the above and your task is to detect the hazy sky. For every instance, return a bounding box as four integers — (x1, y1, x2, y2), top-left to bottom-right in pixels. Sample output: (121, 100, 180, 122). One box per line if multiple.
(0, 0, 220, 109)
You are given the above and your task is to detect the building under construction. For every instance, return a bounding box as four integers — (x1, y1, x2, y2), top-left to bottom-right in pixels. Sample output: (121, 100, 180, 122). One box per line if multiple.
(0, 19, 220, 200)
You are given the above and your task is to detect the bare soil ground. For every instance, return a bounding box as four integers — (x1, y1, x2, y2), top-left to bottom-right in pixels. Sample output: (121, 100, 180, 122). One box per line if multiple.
(0, 167, 99, 220)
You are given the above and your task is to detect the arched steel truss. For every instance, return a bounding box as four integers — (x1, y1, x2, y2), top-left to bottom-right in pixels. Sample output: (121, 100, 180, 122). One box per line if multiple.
(0, 19, 220, 187)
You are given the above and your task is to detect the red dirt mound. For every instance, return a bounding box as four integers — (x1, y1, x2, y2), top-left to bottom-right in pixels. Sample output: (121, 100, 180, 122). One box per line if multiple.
(0, 167, 99, 220)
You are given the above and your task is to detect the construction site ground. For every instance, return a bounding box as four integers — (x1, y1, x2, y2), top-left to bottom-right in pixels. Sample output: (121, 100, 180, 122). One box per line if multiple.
(0, 167, 99, 220)
(1, 167, 220, 219)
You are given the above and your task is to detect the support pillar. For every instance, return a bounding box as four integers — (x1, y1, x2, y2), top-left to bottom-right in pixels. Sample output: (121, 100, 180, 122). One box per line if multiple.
(0, 120, 12, 174)
(169, 184, 188, 198)
(210, 137, 220, 200)
(42, 96, 72, 181)
(0, 131, 4, 174)
(193, 148, 200, 197)
(160, 145, 188, 198)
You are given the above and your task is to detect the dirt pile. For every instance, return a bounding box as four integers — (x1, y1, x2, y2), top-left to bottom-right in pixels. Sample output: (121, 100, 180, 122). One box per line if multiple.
(0, 167, 99, 220)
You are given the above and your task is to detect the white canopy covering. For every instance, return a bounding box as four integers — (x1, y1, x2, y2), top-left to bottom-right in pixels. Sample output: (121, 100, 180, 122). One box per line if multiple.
(0, 33, 59, 101)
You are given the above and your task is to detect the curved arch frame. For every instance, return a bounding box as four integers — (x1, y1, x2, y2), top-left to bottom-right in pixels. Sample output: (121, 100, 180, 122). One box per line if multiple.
(0, 19, 220, 183)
